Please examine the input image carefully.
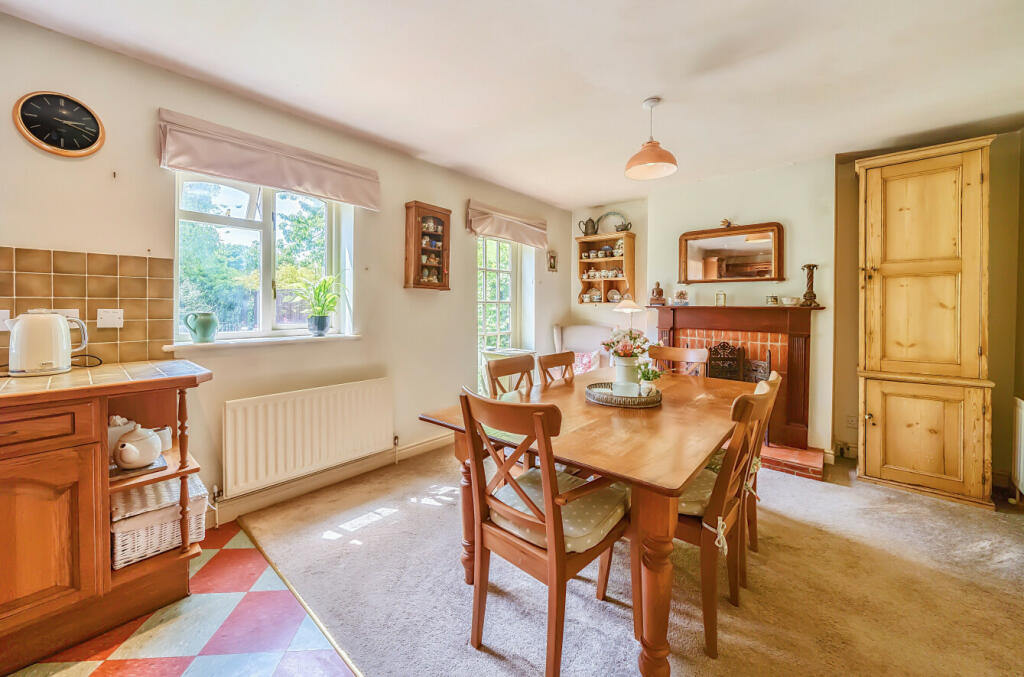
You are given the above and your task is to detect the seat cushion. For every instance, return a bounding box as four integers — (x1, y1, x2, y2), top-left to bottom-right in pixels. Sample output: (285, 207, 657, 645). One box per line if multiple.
(677, 469, 719, 516)
(704, 447, 727, 473)
(490, 468, 628, 553)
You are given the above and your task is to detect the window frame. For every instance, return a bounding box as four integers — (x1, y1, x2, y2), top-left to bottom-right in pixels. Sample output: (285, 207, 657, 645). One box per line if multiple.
(173, 171, 353, 341)
(476, 236, 524, 390)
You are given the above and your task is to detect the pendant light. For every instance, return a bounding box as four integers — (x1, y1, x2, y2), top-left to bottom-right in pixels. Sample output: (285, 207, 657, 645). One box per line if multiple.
(624, 97, 678, 180)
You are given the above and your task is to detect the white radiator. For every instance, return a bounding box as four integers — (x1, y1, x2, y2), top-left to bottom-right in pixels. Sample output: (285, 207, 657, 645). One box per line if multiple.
(1013, 397, 1024, 497)
(223, 378, 393, 499)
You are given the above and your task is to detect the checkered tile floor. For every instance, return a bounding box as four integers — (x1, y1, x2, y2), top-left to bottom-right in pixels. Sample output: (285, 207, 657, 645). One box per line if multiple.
(13, 522, 355, 677)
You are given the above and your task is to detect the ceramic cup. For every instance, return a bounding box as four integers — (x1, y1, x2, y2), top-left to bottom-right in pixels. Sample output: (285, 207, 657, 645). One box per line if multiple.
(153, 426, 173, 451)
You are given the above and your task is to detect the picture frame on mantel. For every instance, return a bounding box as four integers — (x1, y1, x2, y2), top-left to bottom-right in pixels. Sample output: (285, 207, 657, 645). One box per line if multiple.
(404, 201, 452, 290)
(678, 221, 784, 284)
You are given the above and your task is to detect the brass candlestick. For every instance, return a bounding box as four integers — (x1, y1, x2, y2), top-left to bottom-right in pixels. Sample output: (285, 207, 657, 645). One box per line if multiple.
(800, 264, 820, 307)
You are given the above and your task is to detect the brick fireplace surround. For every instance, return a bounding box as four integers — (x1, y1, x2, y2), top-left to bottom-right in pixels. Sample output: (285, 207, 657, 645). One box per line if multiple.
(652, 304, 825, 479)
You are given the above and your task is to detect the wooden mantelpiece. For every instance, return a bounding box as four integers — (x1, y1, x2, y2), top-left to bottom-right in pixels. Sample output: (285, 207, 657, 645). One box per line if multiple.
(651, 305, 823, 448)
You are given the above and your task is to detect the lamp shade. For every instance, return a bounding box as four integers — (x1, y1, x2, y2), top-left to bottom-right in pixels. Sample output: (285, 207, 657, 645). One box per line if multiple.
(624, 140, 678, 180)
(613, 299, 644, 314)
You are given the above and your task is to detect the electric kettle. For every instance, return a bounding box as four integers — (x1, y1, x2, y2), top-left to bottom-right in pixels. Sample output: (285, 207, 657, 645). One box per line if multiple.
(5, 310, 88, 377)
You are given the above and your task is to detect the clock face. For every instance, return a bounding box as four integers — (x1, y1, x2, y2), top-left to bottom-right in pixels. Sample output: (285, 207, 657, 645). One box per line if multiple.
(14, 91, 104, 157)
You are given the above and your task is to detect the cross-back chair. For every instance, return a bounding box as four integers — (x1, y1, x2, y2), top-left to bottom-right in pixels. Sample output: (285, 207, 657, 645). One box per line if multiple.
(459, 388, 630, 677)
(648, 345, 709, 376)
(538, 351, 575, 390)
(742, 371, 781, 559)
(485, 354, 535, 398)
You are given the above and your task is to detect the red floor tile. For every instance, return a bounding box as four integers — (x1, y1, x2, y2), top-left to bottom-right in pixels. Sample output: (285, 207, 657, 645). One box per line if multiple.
(90, 656, 195, 676)
(199, 520, 242, 549)
(273, 650, 354, 676)
(42, 614, 152, 662)
(189, 548, 269, 593)
(200, 590, 307, 655)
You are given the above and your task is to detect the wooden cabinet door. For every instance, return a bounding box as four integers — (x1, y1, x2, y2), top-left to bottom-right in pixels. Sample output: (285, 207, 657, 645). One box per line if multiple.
(0, 444, 103, 631)
(863, 380, 987, 499)
(862, 149, 985, 378)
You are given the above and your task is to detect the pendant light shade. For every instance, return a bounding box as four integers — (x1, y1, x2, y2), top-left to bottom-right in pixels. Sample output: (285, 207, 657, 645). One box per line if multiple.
(624, 97, 677, 180)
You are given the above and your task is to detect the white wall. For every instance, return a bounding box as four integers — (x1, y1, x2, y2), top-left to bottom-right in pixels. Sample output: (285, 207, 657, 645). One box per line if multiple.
(0, 16, 572, 487)
(645, 158, 836, 450)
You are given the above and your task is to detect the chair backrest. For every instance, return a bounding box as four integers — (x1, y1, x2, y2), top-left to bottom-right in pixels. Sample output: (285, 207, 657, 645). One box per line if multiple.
(485, 354, 535, 398)
(459, 388, 566, 553)
(648, 345, 709, 376)
(538, 351, 575, 390)
(751, 371, 782, 463)
(702, 380, 774, 527)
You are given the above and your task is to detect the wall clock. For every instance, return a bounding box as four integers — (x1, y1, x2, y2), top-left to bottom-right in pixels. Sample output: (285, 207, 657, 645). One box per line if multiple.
(13, 91, 105, 157)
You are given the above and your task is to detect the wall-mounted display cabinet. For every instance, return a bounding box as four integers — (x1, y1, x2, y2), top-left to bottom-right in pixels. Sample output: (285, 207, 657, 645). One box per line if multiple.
(576, 232, 636, 304)
(404, 201, 452, 290)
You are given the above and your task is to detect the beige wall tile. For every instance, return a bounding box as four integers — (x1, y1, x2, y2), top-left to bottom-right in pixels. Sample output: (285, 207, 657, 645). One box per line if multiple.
(0, 297, 12, 314)
(86, 298, 118, 320)
(15, 297, 51, 314)
(147, 319, 173, 341)
(148, 299, 173, 319)
(149, 341, 170, 360)
(86, 321, 118, 343)
(14, 248, 51, 273)
(148, 278, 173, 299)
(15, 272, 51, 297)
(118, 255, 148, 277)
(149, 257, 173, 278)
(86, 275, 118, 298)
(53, 274, 87, 298)
(89, 342, 119, 364)
(0, 247, 12, 272)
(0, 272, 11, 296)
(120, 320, 147, 341)
(119, 299, 148, 320)
(87, 253, 117, 276)
(118, 341, 148, 362)
(53, 251, 87, 274)
(118, 277, 147, 299)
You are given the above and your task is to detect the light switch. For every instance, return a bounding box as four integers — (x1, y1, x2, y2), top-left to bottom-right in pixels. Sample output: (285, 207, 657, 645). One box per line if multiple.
(53, 308, 80, 319)
(97, 308, 124, 328)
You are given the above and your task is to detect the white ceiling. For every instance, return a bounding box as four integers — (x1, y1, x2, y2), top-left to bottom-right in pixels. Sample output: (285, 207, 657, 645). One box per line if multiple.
(3, 1, 1023, 209)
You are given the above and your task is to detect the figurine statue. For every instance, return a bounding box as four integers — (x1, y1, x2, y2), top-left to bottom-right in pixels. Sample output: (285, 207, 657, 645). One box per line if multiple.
(649, 281, 665, 306)
(800, 263, 820, 307)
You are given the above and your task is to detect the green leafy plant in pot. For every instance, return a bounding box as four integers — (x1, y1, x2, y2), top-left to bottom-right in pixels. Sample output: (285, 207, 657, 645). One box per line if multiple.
(296, 275, 340, 337)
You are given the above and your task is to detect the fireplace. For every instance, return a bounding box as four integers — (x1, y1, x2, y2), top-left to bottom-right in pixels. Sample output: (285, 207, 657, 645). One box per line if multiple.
(651, 305, 823, 449)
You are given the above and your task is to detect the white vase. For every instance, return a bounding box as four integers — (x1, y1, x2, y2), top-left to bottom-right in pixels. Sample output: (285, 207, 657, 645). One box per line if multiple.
(614, 355, 641, 386)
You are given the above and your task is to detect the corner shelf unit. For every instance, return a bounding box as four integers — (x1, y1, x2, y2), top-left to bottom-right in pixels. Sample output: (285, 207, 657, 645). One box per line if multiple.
(576, 231, 636, 304)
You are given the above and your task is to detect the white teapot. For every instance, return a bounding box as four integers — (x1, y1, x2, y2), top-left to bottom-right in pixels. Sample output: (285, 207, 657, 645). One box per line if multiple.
(114, 424, 166, 469)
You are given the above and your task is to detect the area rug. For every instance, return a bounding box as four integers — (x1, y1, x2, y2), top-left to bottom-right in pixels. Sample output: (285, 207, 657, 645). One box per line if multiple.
(240, 448, 1024, 676)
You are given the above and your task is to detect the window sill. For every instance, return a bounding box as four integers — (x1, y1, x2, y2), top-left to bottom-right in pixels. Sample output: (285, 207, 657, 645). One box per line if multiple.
(164, 333, 361, 355)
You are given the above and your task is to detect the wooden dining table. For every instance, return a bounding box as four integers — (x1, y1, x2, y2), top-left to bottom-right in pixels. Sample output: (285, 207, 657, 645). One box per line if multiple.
(420, 366, 755, 676)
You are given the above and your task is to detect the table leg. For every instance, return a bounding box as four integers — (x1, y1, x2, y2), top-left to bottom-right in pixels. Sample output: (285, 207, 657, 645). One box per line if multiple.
(632, 486, 678, 677)
(454, 432, 474, 585)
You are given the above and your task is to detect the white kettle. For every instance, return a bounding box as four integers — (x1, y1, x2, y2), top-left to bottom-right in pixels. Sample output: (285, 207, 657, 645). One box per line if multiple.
(5, 310, 88, 377)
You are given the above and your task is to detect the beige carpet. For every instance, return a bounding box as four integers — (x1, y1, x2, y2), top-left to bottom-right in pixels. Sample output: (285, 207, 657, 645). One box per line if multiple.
(240, 449, 1024, 676)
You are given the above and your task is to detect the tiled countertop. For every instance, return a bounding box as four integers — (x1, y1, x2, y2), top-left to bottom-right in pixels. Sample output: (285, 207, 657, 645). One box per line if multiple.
(0, 360, 212, 401)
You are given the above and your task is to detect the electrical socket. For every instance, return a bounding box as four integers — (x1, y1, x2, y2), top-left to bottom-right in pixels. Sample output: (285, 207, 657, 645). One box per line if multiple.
(53, 308, 80, 319)
(845, 414, 857, 429)
(0, 309, 9, 330)
(96, 308, 124, 329)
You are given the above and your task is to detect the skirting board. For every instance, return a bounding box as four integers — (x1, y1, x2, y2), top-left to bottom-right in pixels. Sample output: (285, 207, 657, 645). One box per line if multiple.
(210, 432, 454, 524)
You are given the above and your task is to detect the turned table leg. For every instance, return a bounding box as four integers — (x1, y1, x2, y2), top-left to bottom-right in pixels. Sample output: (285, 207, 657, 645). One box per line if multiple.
(632, 486, 678, 677)
(454, 432, 475, 585)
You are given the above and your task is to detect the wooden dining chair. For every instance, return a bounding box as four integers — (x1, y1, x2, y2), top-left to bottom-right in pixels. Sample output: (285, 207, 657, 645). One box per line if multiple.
(648, 345, 709, 376)
(538, 351, 575, 390)
(485, 354, 536, 398)
(741, 371, 781, 560)
(459, 388, 630, 677)
(644, 382, 773, 658)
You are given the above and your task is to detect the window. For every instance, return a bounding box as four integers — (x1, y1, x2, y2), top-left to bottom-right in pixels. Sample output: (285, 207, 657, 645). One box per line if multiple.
(476, 236, 521, 388)
(174, 172, 353, 340)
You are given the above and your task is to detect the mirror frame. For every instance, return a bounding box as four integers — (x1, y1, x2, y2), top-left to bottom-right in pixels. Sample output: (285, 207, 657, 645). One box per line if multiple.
(677, 221, 785, 284)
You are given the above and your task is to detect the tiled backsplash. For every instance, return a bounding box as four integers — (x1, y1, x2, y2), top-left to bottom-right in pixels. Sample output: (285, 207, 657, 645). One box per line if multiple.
(0, 247, 176, 366)
(676, 328, 789, 367)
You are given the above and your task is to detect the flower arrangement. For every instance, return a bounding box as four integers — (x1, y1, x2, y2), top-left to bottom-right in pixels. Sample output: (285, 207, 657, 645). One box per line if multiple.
(601, 328, 652, 358)
(637, 363, 662, 382)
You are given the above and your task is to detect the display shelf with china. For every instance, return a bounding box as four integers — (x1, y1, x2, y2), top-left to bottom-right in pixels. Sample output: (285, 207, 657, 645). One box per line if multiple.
(405, 200, 452, 290)
(576, 231, 635, 303)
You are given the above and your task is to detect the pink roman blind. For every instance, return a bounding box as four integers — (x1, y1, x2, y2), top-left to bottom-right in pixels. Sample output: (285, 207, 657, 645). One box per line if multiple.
(466, 200, 547, 248)
(158, 109, 381, 211)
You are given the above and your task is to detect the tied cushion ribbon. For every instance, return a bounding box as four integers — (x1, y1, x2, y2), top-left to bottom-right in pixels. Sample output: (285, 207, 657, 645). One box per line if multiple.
(703, 517, 728, 556)
(745, 457, 762, 501)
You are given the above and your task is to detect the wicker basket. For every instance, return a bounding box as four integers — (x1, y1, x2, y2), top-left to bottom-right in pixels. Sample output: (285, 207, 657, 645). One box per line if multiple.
(111, 475, 208, 570)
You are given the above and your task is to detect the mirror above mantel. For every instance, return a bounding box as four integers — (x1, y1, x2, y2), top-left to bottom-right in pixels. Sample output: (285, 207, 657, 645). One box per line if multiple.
(678, 221, 784, 283)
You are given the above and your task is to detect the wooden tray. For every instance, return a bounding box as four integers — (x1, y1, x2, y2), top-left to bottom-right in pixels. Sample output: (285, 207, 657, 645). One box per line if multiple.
(585, 382, 662, 409)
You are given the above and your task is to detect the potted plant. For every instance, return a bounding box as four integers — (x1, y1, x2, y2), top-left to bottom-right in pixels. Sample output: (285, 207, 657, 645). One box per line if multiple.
(637, 363, 662, 396)
(296, 275, 341, 337)
(601, 328, 652, 390)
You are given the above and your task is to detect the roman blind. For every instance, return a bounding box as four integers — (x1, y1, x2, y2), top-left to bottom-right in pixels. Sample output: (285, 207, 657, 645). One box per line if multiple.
(158, 108, 380, 211)
(466, 200, 547, 248)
